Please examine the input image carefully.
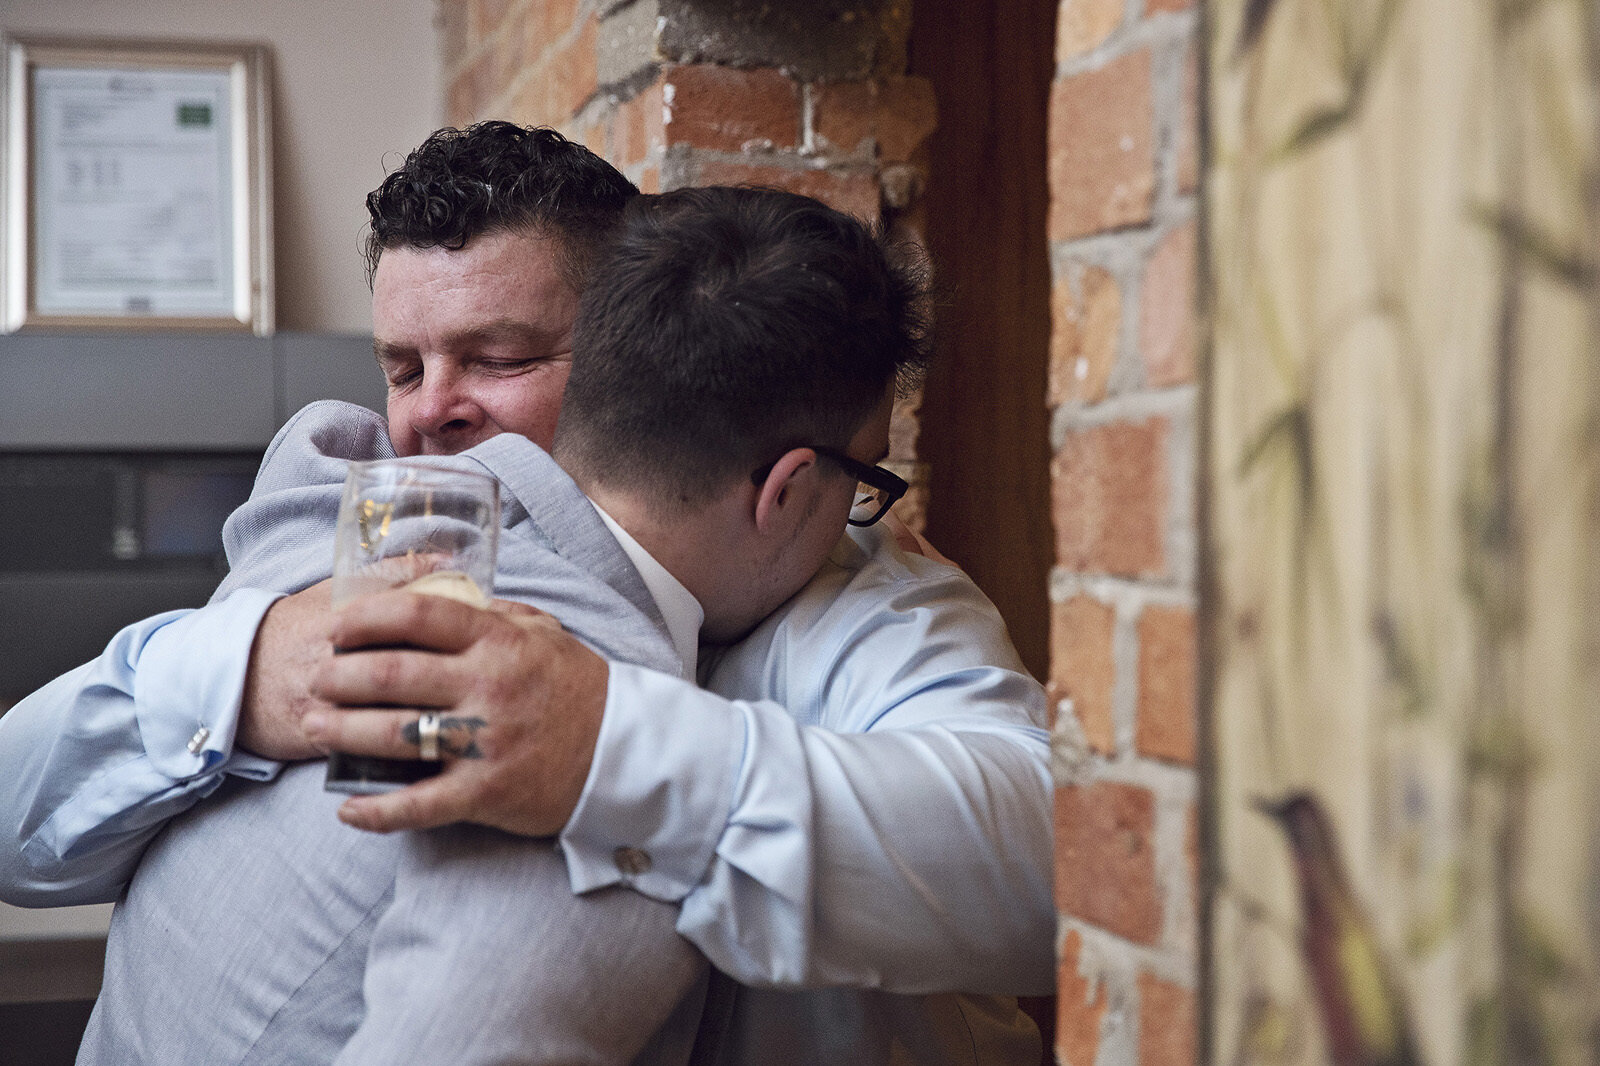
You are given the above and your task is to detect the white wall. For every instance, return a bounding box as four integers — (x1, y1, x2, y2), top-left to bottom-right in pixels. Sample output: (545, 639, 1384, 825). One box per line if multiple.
(3, 0, 443, 332)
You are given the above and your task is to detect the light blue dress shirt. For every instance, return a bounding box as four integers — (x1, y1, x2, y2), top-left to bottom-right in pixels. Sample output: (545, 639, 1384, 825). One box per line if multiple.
(563, 525, 1055, 996)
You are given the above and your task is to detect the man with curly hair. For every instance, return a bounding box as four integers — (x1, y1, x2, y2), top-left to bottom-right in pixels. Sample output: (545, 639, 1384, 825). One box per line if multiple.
(0, 125, 1052, 1064)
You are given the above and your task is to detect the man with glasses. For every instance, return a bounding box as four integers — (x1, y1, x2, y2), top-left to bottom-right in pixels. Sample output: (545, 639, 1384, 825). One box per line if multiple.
(1, 130, 1051, 1063)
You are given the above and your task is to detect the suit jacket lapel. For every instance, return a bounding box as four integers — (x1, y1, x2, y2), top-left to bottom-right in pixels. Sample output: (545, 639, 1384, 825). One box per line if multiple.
(464, 433, 670, 639)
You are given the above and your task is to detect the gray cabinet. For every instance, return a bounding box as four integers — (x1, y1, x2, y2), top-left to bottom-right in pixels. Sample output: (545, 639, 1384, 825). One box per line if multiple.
(0, 331, 384, 448)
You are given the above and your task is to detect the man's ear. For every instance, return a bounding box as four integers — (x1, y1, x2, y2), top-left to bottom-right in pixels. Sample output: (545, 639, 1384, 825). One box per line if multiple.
(753, 448, 818, 535)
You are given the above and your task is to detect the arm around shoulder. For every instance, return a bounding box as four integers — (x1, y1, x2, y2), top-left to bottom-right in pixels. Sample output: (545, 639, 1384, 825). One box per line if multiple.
(0, 402, 392, 906)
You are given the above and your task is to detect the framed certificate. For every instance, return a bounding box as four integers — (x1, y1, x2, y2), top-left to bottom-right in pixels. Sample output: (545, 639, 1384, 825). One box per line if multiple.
(2, 36, 273, 334)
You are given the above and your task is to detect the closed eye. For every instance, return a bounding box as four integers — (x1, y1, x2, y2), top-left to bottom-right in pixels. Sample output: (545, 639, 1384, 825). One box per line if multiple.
(481, 357, 543, 373)
(480, 348, 569, 374)
(382, 364, 422, 388)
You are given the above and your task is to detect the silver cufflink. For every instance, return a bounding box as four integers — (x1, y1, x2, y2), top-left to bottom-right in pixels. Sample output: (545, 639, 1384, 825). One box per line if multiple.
(186, 726, 211, 754)
(612, 846, 652, 877)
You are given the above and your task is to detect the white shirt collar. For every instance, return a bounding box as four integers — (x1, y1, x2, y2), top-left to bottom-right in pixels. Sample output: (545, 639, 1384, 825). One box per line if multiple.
(590, 502, 704, 680)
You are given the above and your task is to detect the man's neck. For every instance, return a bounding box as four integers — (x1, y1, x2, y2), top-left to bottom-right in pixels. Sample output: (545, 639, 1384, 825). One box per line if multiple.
(588, 503, 703, 679)
(580, 482, 760, 643)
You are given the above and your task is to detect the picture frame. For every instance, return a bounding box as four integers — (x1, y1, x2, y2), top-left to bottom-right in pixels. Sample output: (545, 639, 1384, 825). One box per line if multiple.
(1, 35, 273, 335)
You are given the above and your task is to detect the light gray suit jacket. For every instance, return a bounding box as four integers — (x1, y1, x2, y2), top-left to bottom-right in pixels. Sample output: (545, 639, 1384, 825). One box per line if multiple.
(78, 402, 706, 1065)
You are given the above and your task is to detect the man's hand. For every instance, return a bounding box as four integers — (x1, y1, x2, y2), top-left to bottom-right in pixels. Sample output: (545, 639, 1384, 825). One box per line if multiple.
(303, 591, 606, 838)
(236, 580, 339, 761)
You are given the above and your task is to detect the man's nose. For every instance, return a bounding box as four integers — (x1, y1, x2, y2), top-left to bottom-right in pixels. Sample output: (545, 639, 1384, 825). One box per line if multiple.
(412, 372, 483, 440)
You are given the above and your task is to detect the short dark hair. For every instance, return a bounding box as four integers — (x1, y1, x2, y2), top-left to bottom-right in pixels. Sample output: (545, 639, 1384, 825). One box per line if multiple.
(363, 121, 638, 289)
(554, 186, 930, 510)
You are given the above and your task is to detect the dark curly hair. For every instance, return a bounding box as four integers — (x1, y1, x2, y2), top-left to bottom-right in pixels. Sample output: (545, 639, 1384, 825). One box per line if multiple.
(554, 186, 931, 510)
(363, 121, 638, 289)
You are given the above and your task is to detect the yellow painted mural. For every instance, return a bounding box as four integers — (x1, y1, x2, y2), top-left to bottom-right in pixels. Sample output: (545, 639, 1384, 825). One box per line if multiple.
(1206, 0, 1600, 1061)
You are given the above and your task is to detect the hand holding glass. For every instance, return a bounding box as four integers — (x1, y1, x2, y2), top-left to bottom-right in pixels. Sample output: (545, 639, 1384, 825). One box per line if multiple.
(325, 459, 500, 794)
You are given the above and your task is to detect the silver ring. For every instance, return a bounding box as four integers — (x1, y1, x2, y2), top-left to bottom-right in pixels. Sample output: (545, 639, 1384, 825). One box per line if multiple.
(417, 713, 441, 761)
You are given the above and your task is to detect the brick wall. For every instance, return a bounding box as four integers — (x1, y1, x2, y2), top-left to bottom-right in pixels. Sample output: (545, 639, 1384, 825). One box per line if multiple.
(1046, 0, 1201, 1060)
(439, 0, 938, 525)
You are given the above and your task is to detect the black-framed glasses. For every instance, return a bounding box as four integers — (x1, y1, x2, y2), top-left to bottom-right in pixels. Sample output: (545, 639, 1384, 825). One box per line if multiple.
(751, 446, 909, 527)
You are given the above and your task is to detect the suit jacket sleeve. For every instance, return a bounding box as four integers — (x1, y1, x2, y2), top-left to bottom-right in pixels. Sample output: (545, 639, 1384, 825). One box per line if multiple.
(0, 402, 390, 906)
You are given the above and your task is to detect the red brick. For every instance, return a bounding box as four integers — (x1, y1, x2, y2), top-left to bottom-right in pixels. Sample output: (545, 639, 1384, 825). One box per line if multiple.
(515, 3, 546, 70)
(663, 64, 800, 153)
(693, 159, 880, 222)
(451, 28, 518, 117)
(875, 78, 938, 162)
(508, 18, 596, 127)
(813, 81, 874, 154)
(1177, 41, 1200, 194)
(616, 80, 665, 170)
(1057, 0, 1123, 61)
(447, 69, 478, 127)
(579, 119, 608, 160)
(547, 17, 598, 120)
(477, 0, 519, 38)
(1056, 781, 1162, 943)
(1148, 0, 1196, 18)
(814, 77, 938, 163)
(508, 56, 552, 126)
(1136, 604, 1195, 764)
(1053, 418, 1167, 577)
(475, 21, 524, 103)
(1049, 51, 1155, 240)
(1141, 222, 1197, 388)
(534, 0, 580, 51)
(515, 0, 580, 74)
(508, 75, 542, 126)
(1050, 596, 1116, 755)
(1057, 929, 1108, 1066)
(1139, 972, 1197, 1063)
(1049, 264, 1121, 407)
(450, 46, 498, 122)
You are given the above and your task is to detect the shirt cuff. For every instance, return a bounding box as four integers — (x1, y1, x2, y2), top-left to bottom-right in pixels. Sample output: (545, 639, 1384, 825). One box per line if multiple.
(559, 661, 745, 902)
(133, 588, 284, 781)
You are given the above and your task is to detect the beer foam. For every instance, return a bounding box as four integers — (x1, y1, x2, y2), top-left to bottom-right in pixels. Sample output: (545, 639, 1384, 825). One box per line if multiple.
(403, 570, 490, 608)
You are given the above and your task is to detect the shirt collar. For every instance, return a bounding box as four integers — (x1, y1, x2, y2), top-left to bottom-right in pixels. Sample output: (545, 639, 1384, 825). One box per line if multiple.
(589, 502, 704, 680)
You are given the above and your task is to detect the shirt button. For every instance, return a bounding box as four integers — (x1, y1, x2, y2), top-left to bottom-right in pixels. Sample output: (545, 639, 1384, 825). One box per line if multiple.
(186, 726, 212, 754)
(613, 846, 652, 876)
